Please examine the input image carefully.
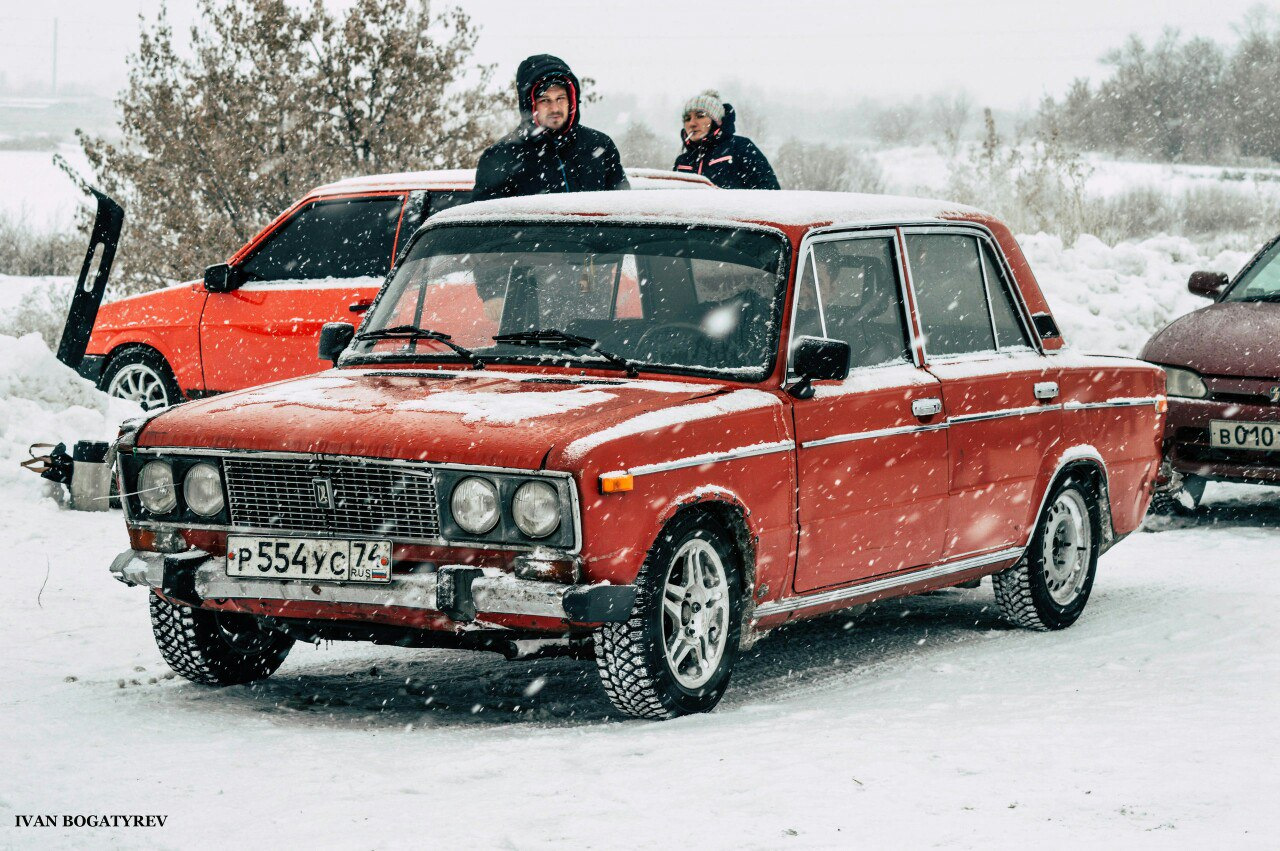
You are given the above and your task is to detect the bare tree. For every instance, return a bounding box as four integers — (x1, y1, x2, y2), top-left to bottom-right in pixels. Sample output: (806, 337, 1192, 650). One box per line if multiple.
(930, 91, 973, 155)
(617, 121, 673, 170)
(79, 0, 502, 292)
(773, 139, 885, 193)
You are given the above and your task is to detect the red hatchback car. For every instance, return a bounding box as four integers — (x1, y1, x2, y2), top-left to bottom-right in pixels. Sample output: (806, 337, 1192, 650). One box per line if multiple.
(79, 168, 712, 409)
(108, 191, 1165, 718)
(1142, 239, 1280, 511)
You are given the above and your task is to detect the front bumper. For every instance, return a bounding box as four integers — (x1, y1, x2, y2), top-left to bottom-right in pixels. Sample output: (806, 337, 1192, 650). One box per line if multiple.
(109, 548, 637, 625)
(1165, 396, 1280, 484)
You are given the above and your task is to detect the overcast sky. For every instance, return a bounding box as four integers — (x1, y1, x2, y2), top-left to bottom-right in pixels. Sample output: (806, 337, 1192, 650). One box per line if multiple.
(0, 0, 1273, 110)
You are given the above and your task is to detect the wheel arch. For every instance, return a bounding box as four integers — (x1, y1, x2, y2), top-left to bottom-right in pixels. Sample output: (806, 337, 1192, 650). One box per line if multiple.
(1032, 448, 1117, 554)
(652, 489, 762, 647)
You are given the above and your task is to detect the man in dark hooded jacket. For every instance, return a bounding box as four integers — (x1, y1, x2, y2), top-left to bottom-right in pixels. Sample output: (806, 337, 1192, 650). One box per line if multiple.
(673, 90, 779, 190)
(473, 54, 629, 202)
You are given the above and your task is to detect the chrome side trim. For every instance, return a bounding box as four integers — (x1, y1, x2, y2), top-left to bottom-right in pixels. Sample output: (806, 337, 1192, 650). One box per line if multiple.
(801, 421, 948, 450)
(948, 404, 1062, 424)
(1062, 397, 1160, 411)
(754, 546, 1025, 618)
(606, 440, 795, 479)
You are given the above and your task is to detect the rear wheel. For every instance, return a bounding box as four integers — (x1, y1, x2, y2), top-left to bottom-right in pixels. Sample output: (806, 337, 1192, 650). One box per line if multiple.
(101, 346, 182, 410)
(594, 513, 743, 719)
(995, 477, 1100, 631)
(150, 592, 294, 685)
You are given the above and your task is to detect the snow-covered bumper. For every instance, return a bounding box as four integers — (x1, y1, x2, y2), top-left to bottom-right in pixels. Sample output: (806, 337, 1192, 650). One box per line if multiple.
(108, 549, 637, 624)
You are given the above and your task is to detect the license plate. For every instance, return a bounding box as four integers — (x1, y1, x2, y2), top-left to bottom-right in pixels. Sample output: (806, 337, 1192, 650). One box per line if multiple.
(1210, 419, 1280, 451)
(226, 536, 392, 583)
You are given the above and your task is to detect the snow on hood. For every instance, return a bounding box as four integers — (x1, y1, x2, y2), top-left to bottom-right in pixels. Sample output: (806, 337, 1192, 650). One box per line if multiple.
(1141, 300, 1280, 377)
(0, 332, 142, 495)
(137, 368, 726, 471)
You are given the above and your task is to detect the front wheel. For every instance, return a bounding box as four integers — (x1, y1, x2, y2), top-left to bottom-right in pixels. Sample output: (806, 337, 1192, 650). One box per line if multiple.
(150, 592, 294, 685)
(994, 478, 1100, 631)
(594, 513, 743, 719)
(101, 346, 182, 410)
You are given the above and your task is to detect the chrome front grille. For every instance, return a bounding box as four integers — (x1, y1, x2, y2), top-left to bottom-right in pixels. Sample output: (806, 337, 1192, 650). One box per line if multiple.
(222, 457, 440, 540)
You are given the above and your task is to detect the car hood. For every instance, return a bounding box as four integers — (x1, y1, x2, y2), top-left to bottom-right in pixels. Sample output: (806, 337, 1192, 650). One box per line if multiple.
(1142, 301, 1280, 378)
(137, 368, 724, 470)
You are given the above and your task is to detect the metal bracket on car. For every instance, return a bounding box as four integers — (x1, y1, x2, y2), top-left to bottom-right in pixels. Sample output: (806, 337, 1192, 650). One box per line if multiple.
(161, 550, 212, 606)
(436, 566, 485, 623)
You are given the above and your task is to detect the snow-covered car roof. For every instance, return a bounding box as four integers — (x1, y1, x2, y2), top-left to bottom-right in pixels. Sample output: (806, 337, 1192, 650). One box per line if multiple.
(427, 189, 987, 230)
(309, 167, 713, 197)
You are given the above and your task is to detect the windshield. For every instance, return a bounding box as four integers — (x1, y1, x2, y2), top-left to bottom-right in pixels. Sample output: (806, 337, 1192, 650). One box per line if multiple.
(1225, 239, 1280, 303)
(349, 223, 788, 379)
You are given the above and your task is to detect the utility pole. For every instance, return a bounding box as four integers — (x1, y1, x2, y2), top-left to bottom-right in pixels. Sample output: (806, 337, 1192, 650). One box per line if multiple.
(51, 17, 59, 97)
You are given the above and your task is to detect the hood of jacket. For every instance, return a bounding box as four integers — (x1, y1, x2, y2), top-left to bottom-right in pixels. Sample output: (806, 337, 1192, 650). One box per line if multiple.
(516, 54, 581, 134)
(682, 102, 737, 150)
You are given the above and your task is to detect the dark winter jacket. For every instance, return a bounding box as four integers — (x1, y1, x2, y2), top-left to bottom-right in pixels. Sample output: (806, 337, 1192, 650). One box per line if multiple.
(673, 104, 780, 190)
(473, 54, 629, 202)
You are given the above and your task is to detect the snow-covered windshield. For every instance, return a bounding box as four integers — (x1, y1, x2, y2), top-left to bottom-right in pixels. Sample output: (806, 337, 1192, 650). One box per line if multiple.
(1225, 239, 1280, 303)
(350, 223, 788, 379)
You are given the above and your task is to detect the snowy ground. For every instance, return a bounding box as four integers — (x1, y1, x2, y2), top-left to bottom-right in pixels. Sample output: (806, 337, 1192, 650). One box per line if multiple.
(1, 146, 1279, 847)
(1, 482, 1277, 848)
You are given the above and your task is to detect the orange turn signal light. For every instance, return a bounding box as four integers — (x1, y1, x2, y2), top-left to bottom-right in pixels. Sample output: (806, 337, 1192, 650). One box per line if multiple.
(1155, 397, 1169, 413)
(599, 473, 634, 494)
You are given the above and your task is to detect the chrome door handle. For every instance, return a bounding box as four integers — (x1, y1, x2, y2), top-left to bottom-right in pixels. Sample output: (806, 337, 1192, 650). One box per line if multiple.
(1034, 381, 1060, 401)
(911, 398, 943, 418)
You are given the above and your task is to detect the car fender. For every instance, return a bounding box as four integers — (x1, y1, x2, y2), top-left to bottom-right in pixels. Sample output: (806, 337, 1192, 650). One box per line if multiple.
(1028, 444, 1117, 551)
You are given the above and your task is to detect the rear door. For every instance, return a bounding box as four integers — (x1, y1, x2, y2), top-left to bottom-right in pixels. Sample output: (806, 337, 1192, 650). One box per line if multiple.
(200, 193, 408, 392)
(790, 231, 950, 593)
(904, 228, 1062, 557)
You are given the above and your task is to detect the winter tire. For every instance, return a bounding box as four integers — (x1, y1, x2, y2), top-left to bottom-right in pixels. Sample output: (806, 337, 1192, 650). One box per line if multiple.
(150, 592, 294, 685)
(1148, 475, 1204, 516)
(594, 512, 743, 719)
(994, 477, 1100, 631)
(101, 346, 182, 410)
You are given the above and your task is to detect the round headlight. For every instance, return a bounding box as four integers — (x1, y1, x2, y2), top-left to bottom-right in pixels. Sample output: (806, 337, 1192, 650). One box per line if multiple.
(138, 461, 177, 514)
(1165, 366, 1208, 399)
(183, 462, 225, 517)
(451, 477, 499, 535)
(512, 480, 561, 538)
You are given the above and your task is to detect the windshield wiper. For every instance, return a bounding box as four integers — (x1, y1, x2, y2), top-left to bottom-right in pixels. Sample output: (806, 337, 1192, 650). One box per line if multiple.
(492, 329, 640, 377)
(1235, 293, 1280, 303)
(355, 325, 485, 368)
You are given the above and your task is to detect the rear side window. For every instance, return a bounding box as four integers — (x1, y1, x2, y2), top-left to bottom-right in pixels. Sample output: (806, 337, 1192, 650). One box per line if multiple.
(981, 242, 1032, 349)
(239, 196, 404, 283)
(906, 233, 995, 357)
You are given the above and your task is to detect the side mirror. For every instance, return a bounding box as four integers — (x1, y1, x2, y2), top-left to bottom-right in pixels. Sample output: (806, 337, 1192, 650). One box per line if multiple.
(1187, 270, 1229, 299)
(318, 322, 355, 364)
(1031, 312, 1061, 340)
(787, 336, 850, 399)
(203, 263, 243, 293)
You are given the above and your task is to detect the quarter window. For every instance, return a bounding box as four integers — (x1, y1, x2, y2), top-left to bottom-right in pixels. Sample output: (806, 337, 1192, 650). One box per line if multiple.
(906, 233, 996, 357)
(980, 242, 1032, 349)
(239, 196, 405, 284)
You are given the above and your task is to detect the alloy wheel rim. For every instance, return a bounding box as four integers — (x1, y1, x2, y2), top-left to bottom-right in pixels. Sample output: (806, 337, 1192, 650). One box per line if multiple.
(661, 538, 730, 689)
(1042, 490, 1092, 606)
(107, 363, 169, 410)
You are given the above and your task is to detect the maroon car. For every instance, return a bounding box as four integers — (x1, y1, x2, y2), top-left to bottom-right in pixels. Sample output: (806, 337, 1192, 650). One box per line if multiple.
(1141, 236, 1280, 511)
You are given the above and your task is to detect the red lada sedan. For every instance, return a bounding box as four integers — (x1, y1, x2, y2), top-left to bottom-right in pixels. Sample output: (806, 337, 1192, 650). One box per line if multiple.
(108, 191, 1165, 718)
(79, 168, 711, 409)
(1141, 238, 1280, 511)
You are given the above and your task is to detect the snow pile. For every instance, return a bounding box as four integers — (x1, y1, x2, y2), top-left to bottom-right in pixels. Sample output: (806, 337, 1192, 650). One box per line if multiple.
(0, 332, 141, 495)
(1022, 233, 1253, 356)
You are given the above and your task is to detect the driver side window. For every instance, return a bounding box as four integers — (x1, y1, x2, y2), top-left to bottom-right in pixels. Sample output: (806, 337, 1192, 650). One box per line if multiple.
(239, 195, 405, 285)
(793, 237, 911, 370)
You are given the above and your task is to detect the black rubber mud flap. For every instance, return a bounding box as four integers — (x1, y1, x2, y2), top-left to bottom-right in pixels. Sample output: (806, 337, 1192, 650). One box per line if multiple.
(53, 154, 125, 371)
(437, 567, 485, 623)
(563, 585, 638, 623)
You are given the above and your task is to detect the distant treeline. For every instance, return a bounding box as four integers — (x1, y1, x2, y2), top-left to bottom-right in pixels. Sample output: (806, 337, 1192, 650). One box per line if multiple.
(1040, 10, 1280, 164)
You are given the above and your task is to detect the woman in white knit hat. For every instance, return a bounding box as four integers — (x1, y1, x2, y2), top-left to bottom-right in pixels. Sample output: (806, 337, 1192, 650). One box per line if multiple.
(673, 90, 779, 190)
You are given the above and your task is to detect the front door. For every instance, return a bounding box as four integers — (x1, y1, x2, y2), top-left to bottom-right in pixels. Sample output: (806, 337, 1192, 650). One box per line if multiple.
(791, 232, 950, 593)
(903, 229, 1063, 557)
(200, 193, 408, 392)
